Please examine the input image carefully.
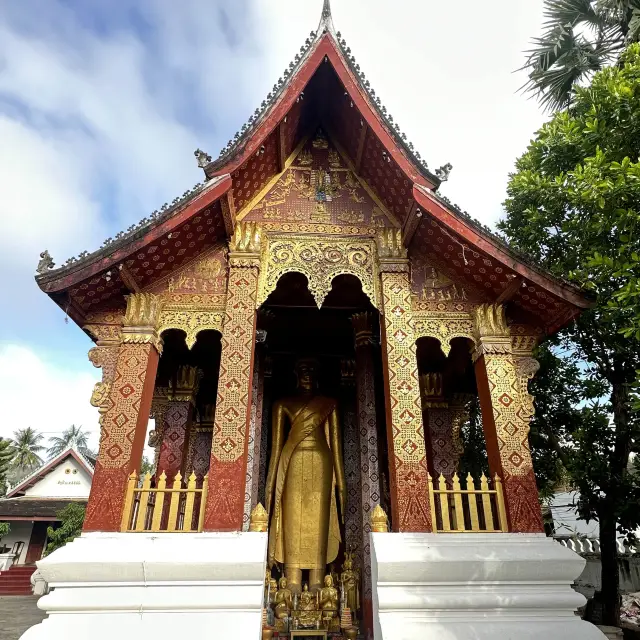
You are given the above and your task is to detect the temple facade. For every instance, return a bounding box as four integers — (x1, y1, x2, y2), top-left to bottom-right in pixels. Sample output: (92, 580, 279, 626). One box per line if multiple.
(25, 3, 606, 640)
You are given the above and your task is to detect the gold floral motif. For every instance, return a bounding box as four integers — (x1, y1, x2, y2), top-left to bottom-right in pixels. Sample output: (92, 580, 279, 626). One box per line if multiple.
(84, 323, 122, 343)
(413, 313, 476, 356)
(377, 228, 406, 260)
(161, 293, 227, 310)
(472, 304, 511, 360)
(90, 382, 111, 408)
(157, 310, 224, 349)
(258, 234, 381, 309)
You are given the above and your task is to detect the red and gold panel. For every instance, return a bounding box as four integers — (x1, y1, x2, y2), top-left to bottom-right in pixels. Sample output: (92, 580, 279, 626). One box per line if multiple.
(379, 270, 432, 532)
(204, 261, 259, 531)
(243, 133, 395, 229)
(186, 428, 213, 480)
(475, 353, 544, 533)
(84, 342, 159, 531)
(232, 133, 279, 212)
(156, 401, 192, 482)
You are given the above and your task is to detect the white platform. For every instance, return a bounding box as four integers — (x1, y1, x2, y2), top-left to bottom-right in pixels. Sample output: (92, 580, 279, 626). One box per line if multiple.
(370, 532, 606, 640)
(21, 531, 268, 640)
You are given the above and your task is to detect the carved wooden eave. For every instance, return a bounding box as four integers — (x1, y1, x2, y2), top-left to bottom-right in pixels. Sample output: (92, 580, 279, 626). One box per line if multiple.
(412, 184, 594, 333)
(35, 175, 232, 322)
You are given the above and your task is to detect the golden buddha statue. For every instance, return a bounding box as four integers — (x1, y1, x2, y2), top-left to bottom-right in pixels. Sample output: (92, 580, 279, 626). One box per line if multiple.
(319, 574, 339, 631)
(273, 576, 292, 629)
(299, 584, 316, 611)
(265, 359, 346, 593)
(341, 553, 360, 620)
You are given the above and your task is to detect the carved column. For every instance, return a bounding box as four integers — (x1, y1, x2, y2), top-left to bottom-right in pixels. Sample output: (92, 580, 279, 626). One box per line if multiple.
(156, 367, 200, 482)
(204, 223, 262, 531)
(148, 386, 170, 472)
(472, 304, 544, 533)
(186, 404, 214, 480)
(419, 374, 467, 479)
(351, 312, 380, 637)
(340, 358, 363, 573)
(84, 294, 163, 532)
(377, 230, 432, 532)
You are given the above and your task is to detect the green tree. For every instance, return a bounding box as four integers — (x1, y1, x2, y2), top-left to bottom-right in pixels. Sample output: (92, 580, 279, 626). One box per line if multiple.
(458, 397, 489, 479)
(139, 456, 154, 476)
(47, 425, 94, 460)
(0, 522, 10, 541)
(10, 427, 44, 472)
(522, 0, 640, 110)
(0, 438, 14, 496)
(499, 45, 640, 626)
(44, 503, 85, 557)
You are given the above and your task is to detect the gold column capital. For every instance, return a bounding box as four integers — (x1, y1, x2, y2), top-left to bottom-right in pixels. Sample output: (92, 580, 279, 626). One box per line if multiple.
(419, 372, 447, 408)
(229, 221, 263, 266)
(472, 304, 511, 361)
(121, 293, 164, 353)
(377, 228, 409, 273)
(340, 358, 356, 387)
(168, 366, 202, 403)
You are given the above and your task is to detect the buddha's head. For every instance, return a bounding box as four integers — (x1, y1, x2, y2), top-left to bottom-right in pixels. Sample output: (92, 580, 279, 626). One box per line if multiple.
(295, 358, 318, 393)
(279, 577, 288, 589)
(303, 583, 309, 592)
(324, 575, 333, 587)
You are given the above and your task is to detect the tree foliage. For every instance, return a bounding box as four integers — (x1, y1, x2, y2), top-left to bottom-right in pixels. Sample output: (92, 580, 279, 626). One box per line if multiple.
(10, 427, 44, 472)
(44, 503, 85, 557)
(0, 522, 10, 540)
(499, 44, 640, 626)
(0, 438, 13, 496)
(47, 424, 94, 460)
(522, 0, 640, 110)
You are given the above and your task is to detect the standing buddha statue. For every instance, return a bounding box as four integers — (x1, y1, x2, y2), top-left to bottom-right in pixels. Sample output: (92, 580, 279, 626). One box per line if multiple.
(265, 359, 347, 593)
(341, 553, 360, 621)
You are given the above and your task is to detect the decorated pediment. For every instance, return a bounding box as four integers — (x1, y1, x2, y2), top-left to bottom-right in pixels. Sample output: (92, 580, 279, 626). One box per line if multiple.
(243, 130, 397, 233)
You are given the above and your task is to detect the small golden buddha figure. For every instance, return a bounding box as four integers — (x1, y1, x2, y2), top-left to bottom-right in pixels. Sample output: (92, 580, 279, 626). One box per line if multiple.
(319, 574, 339, 631)
(273, 576, 292, 630)
(296, 583, 322, 629)
(264, 567, 277, 604)
(341, 553, 360, 620)
(265, 359, 346, 593)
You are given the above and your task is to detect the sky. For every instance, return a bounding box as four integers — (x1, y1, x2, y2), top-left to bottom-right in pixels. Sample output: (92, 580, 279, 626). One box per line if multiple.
(0, 0, 546, 457)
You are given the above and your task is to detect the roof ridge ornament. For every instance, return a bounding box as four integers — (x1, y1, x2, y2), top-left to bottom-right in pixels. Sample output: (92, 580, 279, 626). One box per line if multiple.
(318, 0, 335, 34)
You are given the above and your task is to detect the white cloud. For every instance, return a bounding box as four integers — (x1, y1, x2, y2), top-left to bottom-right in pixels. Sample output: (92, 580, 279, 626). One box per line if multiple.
(0, 344, 101, 451)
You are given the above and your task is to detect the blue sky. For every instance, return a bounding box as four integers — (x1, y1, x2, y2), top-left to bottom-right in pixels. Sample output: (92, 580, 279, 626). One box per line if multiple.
(0, 0, 546, 452)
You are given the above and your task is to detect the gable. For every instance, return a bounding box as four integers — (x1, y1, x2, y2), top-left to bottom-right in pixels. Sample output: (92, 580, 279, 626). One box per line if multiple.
(23, 454, 92, 499)
(242, 130, 397, 234)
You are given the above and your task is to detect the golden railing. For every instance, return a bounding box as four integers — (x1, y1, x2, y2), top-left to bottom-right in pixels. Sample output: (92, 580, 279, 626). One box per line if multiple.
(428, 472, 508, 533)
(120, 471, 208, 533)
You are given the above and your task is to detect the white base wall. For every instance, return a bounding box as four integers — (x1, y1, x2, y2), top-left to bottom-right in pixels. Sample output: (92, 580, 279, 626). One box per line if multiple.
(371, 532, 607, 640)
(21, 531, 267, 640)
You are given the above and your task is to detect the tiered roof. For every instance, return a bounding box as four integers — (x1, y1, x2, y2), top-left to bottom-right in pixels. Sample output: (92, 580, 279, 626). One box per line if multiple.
(36, 0, 591, 333)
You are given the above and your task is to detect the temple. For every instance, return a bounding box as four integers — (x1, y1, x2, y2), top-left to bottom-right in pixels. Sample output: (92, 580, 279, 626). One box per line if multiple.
(24, 3, 605, 640)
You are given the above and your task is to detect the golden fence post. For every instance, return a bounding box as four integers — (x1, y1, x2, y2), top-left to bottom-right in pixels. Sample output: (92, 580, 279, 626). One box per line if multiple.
(466, 474, 480, 532)
(438, 474, 451, 531)
(452, 473, 465, 531)
(120, 471, 137, 532)
(494, 474, 509, 532)
(134, 473, 152, 532)
(167, 471, 182, 532)
(427, 474, 437, 532)
(480, 473, 495, 531)
(183, 472, 197, 532)
(197, 474, 209, 532)
(151, 471, 167, 532)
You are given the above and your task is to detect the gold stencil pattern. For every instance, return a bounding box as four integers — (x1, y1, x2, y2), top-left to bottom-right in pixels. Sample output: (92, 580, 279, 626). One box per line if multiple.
(157, 310, 224, 348)
(380, 270, 431, 530)
(258, 234, 380, 309)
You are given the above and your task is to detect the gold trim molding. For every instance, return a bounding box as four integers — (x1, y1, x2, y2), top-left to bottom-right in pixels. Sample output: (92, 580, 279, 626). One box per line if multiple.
(157, 309, 224, 349)
(257, 233, 381, 310)
(413, 312, 476, 356)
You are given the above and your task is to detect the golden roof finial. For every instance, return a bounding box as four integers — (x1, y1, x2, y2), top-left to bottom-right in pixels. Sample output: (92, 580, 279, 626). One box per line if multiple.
(249, 503, 269, 532)
(371, 505, 389, 533)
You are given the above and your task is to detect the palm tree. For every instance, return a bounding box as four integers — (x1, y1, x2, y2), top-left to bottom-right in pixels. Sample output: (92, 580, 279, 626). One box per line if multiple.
(0, 438, 14, 496)
(522, 0, 640, 110)
(47, 425, 94, 459)
(10, 427, 45, 472)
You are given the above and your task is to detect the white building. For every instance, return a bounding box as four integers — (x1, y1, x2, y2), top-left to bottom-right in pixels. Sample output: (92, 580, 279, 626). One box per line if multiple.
(0, 448, 93, 569)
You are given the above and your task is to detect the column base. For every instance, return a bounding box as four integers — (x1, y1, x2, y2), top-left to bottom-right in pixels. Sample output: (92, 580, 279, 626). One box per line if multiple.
(21, 531, 267, 640)
(371, 532, 606, 640)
